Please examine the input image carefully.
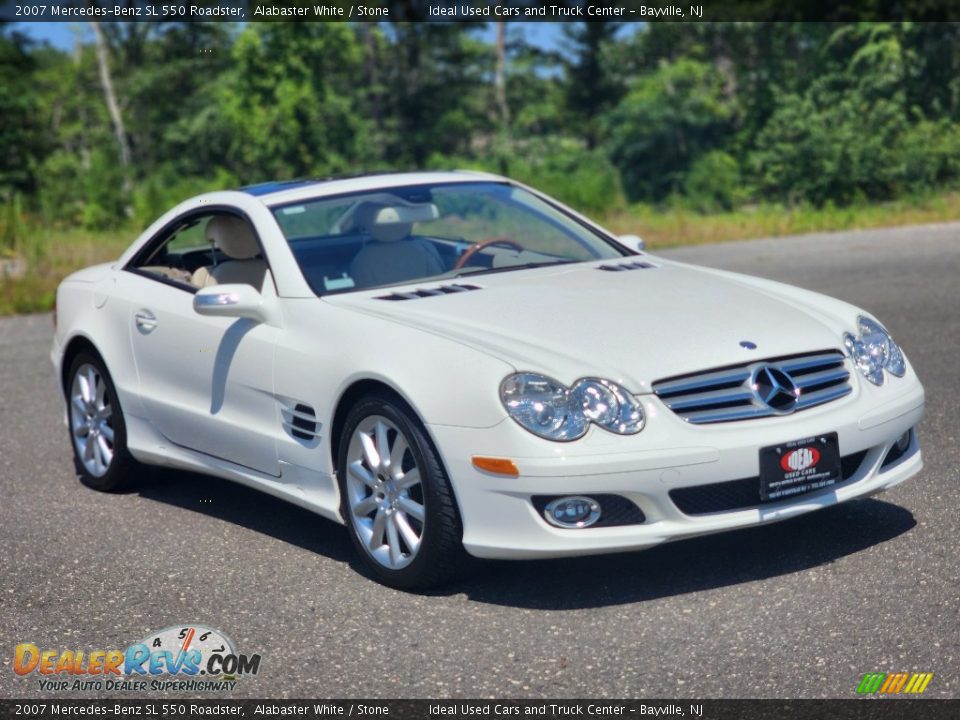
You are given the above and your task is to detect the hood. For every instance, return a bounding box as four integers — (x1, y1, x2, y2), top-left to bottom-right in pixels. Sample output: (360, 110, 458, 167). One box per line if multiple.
(324, 258, 850, 393)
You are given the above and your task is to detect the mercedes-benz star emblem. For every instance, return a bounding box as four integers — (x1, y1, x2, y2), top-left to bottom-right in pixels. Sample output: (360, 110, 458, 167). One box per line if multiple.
(751, 364, 800, 413)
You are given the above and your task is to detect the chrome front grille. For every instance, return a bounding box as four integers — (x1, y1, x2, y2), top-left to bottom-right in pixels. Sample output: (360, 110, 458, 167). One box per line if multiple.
(653, 350, 852, 424)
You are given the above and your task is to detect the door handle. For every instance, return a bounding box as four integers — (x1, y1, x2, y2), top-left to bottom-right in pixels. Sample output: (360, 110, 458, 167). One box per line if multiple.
(134, 309, 158, 333)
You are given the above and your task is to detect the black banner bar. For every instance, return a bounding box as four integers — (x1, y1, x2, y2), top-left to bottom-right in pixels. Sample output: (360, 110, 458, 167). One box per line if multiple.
(2, 700, 960, 720)
(5, 0, 960, 23)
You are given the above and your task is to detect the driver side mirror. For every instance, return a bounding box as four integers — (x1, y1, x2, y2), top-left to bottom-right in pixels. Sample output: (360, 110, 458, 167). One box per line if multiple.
(193, 284, 270, 324)
(619, 234, 646, 253)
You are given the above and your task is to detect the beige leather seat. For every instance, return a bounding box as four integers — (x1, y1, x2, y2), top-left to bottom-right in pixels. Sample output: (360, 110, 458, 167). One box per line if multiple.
(348, 203, 444, 288)
(191, 215, 267, 290)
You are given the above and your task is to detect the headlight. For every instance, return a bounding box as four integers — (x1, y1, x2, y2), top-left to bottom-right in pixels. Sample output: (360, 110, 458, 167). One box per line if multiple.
(572, 378, 645, 434)
(843, 316, 906, 386)
(500, 373, 645, 441)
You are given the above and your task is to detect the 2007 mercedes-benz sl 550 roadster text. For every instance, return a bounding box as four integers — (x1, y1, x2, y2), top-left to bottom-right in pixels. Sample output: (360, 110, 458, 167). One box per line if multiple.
(52, 172, 925, 588)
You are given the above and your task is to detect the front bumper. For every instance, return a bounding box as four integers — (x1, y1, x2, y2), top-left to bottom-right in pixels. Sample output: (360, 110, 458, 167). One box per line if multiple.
(429, 377, 925, 560)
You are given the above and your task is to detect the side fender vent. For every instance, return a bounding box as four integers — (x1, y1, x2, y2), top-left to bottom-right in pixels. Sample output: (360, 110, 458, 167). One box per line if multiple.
(376, 283, 481, 301)
(598, 260, 656, 272)
(280, 401, 320, 443)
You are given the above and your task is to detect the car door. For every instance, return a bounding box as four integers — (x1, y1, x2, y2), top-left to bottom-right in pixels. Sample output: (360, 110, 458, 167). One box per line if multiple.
(122, 210, 281, 477)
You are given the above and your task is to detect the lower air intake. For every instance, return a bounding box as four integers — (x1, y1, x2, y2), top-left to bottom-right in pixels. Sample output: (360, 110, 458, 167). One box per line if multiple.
(669, 450, 868, 516)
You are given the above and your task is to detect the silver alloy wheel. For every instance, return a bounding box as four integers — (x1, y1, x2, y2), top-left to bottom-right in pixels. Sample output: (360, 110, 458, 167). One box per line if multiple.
(345, 415, 426, 570)
(70, 363, 115, 478)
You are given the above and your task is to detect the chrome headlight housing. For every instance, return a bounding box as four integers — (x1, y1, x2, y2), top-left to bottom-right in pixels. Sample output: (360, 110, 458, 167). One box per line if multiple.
(500, 373, 645, 441)
(843, 316, 906, 386)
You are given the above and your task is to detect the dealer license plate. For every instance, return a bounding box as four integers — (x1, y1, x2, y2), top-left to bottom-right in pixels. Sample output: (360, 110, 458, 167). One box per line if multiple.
(759, 432, 842, 502)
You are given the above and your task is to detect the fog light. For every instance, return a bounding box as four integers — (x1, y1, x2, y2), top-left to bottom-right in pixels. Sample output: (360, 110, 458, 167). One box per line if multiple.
(543, 496, 601, 529)
(896, 430, 911, 453)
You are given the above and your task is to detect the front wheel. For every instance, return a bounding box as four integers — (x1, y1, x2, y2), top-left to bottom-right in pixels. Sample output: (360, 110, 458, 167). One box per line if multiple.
(66, 352, 138, 491)
(337, 394, 469, 589)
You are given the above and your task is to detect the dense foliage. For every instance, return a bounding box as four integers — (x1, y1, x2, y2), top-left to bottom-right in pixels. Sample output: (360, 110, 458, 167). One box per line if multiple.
(3, 19, 960, 231)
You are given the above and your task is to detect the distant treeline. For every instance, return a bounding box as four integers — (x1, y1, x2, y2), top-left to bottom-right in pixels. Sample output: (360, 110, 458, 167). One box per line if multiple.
(2, 19, 960, 229)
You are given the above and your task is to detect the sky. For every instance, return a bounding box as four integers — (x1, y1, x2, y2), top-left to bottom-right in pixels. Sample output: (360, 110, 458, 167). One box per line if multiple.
(15, 21, 83, 48)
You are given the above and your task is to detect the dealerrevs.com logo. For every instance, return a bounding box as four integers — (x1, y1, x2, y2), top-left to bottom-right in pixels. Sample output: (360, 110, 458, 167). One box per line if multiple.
(856, 672, 934, 695)
(13, 624, 261, 692)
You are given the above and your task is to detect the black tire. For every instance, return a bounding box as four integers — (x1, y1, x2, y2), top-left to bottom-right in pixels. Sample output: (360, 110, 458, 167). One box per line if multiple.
(66, 351, 139, 491)
(336, 392, 470, 589)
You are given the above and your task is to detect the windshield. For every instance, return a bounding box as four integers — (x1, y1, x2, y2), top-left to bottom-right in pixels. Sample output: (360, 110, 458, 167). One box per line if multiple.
(271, 181, 627, 295)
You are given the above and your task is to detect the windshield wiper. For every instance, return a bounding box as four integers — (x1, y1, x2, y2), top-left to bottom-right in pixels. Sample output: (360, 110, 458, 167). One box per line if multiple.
(455, 259, 577, 278)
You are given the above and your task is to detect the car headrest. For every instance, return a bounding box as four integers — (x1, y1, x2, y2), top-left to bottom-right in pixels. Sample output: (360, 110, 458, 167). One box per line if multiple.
(205, 215, 259, 260)
(356, 202, 439, 243)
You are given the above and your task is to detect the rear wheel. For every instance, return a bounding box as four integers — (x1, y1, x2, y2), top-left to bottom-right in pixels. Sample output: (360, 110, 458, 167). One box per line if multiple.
(337, 394, 468, 589)
(66, 352, 137, 491)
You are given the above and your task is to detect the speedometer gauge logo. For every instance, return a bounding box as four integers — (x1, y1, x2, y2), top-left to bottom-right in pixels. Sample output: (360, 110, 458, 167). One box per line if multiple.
(134, 624, 240, 678)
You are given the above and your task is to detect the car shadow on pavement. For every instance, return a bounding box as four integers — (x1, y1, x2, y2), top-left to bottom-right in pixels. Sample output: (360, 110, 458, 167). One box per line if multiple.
(131, 468, 356, 564)
(443, 498, 916, 609)
(128, 468, 915, 607)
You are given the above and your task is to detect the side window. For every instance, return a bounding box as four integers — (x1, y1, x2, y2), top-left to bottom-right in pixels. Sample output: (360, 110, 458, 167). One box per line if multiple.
(165, 221, 208, 254)
(129, 212, 266, 291)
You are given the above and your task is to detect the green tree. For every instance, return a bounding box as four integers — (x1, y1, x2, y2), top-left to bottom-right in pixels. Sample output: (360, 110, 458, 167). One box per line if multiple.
(30, 35, 130, 226)
(562, 21, 624, 148)
(7, 19, 960, 224)
(0, 25, 45, 197)
(121, 22, 236, 179)
(377, 22, 491, 166)
(749, 23, 935, 205)
(606, 58, 739, 201)
(220, 23, 370, 181)
(504, 32, 565, 140)
(899, 23, 960, 121)
(684, 150, 743, 212)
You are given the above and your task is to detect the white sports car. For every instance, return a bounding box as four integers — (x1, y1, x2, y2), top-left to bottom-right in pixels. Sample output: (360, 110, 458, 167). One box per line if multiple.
(52, 171, 925, 588)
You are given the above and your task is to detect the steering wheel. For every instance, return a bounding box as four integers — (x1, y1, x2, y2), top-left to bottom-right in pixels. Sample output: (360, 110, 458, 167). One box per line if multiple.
(454, 236, 525, 270)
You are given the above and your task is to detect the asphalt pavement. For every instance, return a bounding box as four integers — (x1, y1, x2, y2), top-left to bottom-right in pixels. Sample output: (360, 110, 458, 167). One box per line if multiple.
(0, 223, 957, 699)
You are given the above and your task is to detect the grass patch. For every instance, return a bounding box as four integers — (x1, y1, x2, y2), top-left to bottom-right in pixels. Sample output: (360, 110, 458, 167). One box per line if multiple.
(0, 223, 131, 316)
(601, 191, 960, 249)
(2, 190, 960, 316)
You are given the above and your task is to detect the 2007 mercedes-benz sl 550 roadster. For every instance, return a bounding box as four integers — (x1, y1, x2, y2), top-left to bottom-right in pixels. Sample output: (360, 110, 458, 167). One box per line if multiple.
(52, 171, 925, 588)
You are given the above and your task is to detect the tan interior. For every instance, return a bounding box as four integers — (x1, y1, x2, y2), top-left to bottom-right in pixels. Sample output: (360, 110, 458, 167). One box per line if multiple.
(190, 216, 268, 291)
